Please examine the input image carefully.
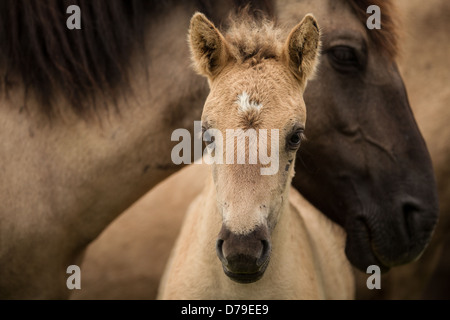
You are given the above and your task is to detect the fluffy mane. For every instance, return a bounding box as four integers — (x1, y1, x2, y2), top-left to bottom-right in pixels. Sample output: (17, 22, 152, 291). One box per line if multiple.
(224, 9, 283, 65)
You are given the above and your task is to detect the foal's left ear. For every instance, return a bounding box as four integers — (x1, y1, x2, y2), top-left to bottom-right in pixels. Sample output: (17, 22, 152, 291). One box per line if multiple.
(283, 14, 321, 85)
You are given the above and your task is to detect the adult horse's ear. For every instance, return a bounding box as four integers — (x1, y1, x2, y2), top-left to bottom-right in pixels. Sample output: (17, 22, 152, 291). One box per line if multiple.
(283, 14, 321, 85)
(189, 12, 230, 79)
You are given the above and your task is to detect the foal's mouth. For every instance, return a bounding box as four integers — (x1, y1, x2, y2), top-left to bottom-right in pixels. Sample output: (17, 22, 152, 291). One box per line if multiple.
(222, 256, 270, 284)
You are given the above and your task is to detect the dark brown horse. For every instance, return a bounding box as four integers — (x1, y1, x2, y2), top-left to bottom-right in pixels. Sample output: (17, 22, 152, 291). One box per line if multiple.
(0, 0, 438, 299)
(287, 0, 439, 272)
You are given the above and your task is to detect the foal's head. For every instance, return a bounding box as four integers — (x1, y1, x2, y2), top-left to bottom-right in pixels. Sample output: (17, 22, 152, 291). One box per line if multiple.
(189, 12, 320, 283)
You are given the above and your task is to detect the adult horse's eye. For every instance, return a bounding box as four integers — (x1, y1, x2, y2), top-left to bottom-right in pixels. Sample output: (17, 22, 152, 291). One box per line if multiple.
(331, 46, 356, 62)
(287, 130, 303, 150)
(327, 46, 362, 72)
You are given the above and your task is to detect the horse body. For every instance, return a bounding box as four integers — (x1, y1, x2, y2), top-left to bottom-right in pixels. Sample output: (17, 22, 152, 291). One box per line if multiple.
(158, 168, 353, 299)
(0, 1, 210, 299)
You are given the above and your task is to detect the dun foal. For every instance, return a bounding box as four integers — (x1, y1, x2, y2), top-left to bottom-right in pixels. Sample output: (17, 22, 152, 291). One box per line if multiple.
(158, 12, 354, 299)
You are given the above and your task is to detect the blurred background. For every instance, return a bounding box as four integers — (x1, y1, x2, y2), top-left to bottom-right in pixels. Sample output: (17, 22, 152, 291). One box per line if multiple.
(394, 0, 450, 299)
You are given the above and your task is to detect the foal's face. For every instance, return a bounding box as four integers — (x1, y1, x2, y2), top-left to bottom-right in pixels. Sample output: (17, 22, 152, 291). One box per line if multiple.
(189, 12, 319, 283)
(202, 59, 306, 283)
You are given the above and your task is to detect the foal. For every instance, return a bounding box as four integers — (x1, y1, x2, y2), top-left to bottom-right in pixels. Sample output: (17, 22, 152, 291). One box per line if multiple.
(158, 12, 354, 299)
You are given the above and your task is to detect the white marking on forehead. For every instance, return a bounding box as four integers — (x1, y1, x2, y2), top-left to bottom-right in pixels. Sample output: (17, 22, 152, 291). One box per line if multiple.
(237, 91, 263, 114)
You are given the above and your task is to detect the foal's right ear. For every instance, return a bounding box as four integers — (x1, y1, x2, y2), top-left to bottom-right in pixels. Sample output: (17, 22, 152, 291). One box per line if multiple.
(189, 13, 230, 79)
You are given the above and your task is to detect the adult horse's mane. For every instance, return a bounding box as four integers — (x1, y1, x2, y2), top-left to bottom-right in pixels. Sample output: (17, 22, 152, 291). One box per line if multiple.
(348, 0, 399, 59)
(0, 0, 395, 117)
(0, 0, 274, 116)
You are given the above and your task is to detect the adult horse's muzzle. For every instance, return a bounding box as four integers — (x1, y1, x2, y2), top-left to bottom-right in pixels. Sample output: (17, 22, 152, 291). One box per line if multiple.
(216, 224, 271, 284)
(344, 194, 438, 272)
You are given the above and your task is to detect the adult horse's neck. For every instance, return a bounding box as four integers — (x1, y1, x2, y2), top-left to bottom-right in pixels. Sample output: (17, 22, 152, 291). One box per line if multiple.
(0, 5, 206, 299)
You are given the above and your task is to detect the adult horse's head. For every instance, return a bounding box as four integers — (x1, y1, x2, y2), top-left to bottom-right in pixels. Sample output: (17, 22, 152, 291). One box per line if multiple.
(188, 12, 320, 282)
(278, 0, 439, 271)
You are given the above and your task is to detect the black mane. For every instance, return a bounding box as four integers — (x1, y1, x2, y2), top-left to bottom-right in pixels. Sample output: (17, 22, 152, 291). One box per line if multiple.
(0, 0, 274, 117)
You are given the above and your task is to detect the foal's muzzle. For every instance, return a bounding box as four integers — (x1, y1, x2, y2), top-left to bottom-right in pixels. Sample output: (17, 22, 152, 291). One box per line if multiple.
(216, 224, 271, 283)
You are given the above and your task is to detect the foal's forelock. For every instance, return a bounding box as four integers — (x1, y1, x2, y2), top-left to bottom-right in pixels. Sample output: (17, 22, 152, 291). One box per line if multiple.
(224, 13, 283, 64)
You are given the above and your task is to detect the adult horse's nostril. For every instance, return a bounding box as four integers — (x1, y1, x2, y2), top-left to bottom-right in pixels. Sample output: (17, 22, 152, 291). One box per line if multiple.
(402, 202, 421, 216)
(257, 240, 271, 267)
(402, 201, 422, 240)
(216, 239, 228, 266)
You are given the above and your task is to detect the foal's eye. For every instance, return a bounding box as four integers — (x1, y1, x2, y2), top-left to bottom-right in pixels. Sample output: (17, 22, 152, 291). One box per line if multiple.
(202, 127, 215, 148)
(287, 130, 304, 150)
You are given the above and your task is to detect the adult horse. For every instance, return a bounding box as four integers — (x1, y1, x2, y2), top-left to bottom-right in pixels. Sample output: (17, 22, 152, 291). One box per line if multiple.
(73, 0, 439, 299)
(0, 0, 273, 299)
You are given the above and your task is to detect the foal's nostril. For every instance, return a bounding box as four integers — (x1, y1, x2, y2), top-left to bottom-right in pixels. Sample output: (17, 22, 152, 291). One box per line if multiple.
(257, 240, 271, 267)
(216, 239, 228, 266)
